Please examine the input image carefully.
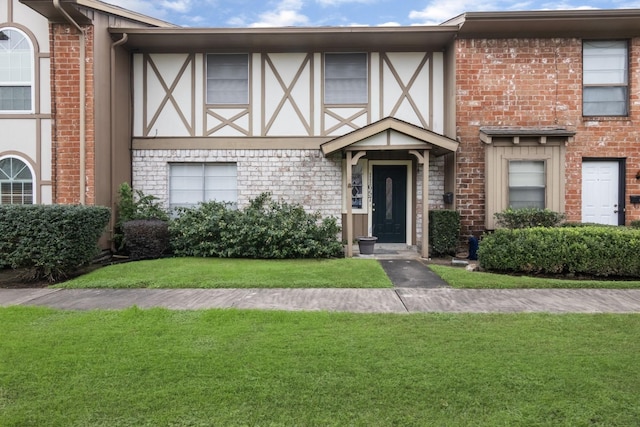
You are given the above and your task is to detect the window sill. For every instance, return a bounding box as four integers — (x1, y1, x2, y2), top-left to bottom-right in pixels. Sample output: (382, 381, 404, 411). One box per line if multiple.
(582, 116, 630, 122)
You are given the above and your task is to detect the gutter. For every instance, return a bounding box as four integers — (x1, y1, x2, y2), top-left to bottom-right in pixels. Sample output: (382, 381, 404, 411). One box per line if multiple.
(53, 0, 86, 205)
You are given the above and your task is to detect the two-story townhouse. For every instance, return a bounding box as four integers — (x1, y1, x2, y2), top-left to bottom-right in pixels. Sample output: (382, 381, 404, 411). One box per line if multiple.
(12, 0, 173, 241)
(1, 0, 51, 205)
(451, 10, 640, 238)
(109, 27, 461, 257)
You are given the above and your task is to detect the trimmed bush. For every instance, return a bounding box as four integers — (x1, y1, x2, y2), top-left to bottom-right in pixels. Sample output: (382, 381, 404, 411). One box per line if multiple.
(494, 207, 565, 229)
(0, 205, 110, 281)
(170, 193, 343, 259)
(428, 210, 460, 256)
(478, 226, 640, 277)
(115, 183, 168, 252)
(123, 219, 170, 260)
(561, 222, 618, 228)
(630, 220, 640, 229)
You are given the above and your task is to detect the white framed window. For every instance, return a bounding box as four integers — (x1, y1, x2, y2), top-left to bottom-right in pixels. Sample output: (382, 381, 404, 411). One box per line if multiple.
(169, 163, 237, 209)
(508, 160, 545, 209)
(206, 54, 249, 105)
(0, 156, 34, 204)
(583, 40, 628, 116)
(0, 28, 34, 112)
(324, 53, 367, 105)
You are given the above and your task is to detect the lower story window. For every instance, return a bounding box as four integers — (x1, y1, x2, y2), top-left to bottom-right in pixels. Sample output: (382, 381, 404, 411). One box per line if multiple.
(508, 160, 545, 209)
(169, 163, 237, 209)
(0, 156, 33, 204)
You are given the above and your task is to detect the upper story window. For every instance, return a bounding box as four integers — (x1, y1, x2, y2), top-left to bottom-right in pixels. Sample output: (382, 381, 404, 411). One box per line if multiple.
(508, 160, 545, 209)
(324, 53, 367, 105)
(206, 54, 249, 105)
(0, 28, 33, 112)
(583, 40, 628, 117)
(0, 156, 33, 205)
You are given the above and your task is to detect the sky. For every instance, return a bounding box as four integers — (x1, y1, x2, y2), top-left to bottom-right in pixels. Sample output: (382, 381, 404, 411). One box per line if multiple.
(103, 0, 640, 27)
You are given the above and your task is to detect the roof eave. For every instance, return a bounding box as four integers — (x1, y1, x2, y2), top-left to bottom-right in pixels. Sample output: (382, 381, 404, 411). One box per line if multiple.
(108, 26, 460, 53)
(321, 117, 458, 157)
(456, 9, 640, 38)
(19, 0, 177, 27)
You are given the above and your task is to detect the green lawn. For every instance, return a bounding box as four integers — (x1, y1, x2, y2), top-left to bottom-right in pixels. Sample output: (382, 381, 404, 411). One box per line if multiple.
(430, 264, 640, 289)
(1, 307, 639, 426)
(57, 257, 392, 289)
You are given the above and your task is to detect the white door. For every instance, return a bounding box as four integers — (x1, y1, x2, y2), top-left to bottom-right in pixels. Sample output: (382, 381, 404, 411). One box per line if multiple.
(582, 161, 620, 225)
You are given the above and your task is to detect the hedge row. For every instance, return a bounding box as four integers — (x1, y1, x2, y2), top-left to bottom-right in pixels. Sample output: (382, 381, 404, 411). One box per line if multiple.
(494, 207, 565, 229)
(478, 226, 640, 277)
(169, 193, 344, 259)
(0, 205, 110, 281)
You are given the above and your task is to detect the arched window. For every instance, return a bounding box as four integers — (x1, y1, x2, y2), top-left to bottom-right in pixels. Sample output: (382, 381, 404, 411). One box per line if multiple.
(0, 28, 33, 111)
(0, 157, 33, 204)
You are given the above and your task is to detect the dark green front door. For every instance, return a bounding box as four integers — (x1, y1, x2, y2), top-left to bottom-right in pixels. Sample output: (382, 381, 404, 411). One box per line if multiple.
(372, 165, 407, 243)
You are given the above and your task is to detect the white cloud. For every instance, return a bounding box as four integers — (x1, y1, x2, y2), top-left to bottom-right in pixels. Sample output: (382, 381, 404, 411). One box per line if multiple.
(409, 0, 499, 25)
(250, 9, 310, 26)
(248, 0, 310, 27)
(316, 0, 374, 5)
(159, 0, 192, 13)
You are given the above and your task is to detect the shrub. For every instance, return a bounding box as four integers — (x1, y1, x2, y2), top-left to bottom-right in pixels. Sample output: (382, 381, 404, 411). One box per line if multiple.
(170, 193, 343, 259)
(478, 226, 640, 277)
(115, 183, 168, 252)
(494, 207, 565, 229)
(0, 205, 110, 281)
(561, 222, 619, 229)
(122, 219, 170, 260)
(169, 200, 239, 257)
(428, 210, 460, 256)
(630, 220, 640, 229)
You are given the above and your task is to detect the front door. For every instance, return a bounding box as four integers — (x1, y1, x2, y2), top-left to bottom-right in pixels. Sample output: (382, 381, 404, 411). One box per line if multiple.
(582, 160, 624, 225)
(372, 165, 407, 243)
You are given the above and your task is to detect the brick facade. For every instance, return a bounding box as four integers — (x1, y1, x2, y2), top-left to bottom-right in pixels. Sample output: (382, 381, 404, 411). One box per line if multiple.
(49, 23, 95, 205)
(132, 149, 344, 218)
(456, 37, 640, 238)
(132, 149, 446, 244)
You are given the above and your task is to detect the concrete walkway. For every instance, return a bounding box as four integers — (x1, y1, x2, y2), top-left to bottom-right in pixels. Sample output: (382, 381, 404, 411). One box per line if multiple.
(3, 249, 640, 313)
(3, 287, 640, 313)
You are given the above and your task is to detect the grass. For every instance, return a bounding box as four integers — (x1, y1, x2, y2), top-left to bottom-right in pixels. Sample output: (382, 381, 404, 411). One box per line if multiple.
(430, 264, 640, 289)
(57, 257, 392, 289)
(1, 306, 639, 426)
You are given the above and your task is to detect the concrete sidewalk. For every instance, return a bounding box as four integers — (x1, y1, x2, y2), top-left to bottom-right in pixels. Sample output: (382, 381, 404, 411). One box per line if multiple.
(3, 287, 640, 313)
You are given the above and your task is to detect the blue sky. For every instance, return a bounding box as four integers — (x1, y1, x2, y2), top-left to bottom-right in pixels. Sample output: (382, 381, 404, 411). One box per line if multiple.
(104, 0, 640, 27)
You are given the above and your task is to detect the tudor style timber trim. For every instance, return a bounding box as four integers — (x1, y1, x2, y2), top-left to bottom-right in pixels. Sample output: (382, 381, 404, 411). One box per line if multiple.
(132, 136, 333, 150)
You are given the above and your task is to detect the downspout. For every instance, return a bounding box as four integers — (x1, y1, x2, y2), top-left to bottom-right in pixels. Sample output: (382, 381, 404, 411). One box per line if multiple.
(53, 0, 86, 204)
(110, 33, 128, 249)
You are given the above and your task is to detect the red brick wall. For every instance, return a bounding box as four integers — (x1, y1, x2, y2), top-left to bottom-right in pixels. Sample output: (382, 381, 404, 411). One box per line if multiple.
(49, 23, 95, 205)
(456, 37, 640, 237)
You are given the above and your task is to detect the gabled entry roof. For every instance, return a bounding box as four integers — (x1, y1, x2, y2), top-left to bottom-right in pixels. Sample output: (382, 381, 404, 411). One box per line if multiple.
(320, 117, 458, 157)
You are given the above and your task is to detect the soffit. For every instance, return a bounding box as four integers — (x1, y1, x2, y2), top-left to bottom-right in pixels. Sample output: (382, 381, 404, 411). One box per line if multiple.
(454, 9, 640, 38)
(108, 26, 459, 53)
(20, 0, 177, 27)
(321, 117, 458, 157)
